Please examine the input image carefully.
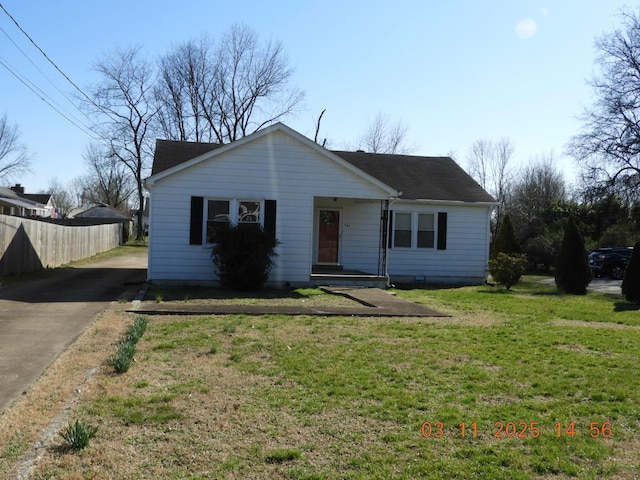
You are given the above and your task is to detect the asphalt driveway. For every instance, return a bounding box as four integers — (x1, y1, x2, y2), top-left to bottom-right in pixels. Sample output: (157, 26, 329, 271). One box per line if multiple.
(0, 250, 147, 414)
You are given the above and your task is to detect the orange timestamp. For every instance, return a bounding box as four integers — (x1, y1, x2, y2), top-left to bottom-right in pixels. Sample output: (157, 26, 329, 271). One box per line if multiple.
(420, 421, 613, 439)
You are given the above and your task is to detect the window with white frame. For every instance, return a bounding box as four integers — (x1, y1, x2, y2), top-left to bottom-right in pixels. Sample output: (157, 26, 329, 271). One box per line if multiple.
(205, 199, 262, 243)
(394, 213, 412, 248)
(393, 212, 435, 249)
(417, 213, 435, 248)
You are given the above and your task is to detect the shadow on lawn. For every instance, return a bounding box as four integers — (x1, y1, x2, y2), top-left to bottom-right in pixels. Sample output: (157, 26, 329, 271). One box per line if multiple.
(614, 301, 640, 312)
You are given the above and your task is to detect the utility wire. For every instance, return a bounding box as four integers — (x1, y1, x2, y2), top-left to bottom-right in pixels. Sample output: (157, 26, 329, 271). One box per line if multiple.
(0, 2, 98, 109)
(0, 56, 100, 139)
(0, 24, 94, 125)
(0, 24, 96, 134)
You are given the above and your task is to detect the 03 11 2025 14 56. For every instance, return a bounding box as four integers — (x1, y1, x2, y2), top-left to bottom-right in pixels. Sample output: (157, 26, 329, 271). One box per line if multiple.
(420, 421, 613, 439)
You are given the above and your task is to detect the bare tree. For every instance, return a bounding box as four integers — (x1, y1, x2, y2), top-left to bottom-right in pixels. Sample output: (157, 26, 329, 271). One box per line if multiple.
(155, 36, 211, 142)
(0, 113, 31, 182)
(507, 153, 567, 242)
(357, 112, 415, 154)
(466, 139, 494, 190)
(44, 178, 74, 217)
(84, 46, 156, 239)
(155, 26, 304, 144)
(568, 9, 640, 200)
(76, 143, 136, 212)
(466, 137, 516, 236)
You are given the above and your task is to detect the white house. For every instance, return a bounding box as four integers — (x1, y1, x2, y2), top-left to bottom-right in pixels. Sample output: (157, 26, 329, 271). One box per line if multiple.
(144, 123, 496, 287)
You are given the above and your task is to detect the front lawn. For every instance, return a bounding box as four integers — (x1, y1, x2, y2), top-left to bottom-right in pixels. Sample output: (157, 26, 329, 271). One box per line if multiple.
(3, 279, 639, 479)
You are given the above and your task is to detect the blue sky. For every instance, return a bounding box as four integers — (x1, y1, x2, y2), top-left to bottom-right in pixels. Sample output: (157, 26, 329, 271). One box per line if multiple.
(0, 0, 634, 194)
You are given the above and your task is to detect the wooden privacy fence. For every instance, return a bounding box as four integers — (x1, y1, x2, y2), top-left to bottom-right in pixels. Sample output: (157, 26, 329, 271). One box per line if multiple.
(0, 214, 123, 276)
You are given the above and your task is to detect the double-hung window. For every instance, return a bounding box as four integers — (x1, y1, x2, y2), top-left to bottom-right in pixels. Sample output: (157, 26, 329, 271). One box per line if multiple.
(417, 214, 435, 248)
(394, 213, 412, 247)
(393, 212, 435, 249)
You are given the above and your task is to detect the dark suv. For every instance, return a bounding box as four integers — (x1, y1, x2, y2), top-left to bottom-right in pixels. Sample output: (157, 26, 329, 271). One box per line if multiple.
(588, 247, 633, 280)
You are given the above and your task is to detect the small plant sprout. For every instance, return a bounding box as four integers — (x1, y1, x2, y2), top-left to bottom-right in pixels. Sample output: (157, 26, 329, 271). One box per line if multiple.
(60, 420, 98, 450)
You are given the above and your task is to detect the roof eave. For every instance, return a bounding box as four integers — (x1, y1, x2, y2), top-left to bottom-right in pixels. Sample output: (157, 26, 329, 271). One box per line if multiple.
(400, 198, 499, 207)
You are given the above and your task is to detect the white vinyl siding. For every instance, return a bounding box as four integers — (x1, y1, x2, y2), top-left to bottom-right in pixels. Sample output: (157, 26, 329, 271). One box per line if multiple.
(387, 202, 491, 284)
(147, 130, 390, 285)
(147, 127, 493, 286)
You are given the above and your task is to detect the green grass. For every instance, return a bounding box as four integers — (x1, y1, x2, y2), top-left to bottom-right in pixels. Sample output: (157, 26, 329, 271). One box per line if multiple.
(37, 278, 640, 478)
(393, 277, 640, 326)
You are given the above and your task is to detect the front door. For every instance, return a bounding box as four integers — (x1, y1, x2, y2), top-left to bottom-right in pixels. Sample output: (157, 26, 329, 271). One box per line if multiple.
(317, 209, 340, 263)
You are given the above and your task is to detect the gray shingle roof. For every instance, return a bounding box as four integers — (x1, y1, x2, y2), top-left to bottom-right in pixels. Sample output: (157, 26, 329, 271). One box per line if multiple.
(151, 139, 223, 176)
(333, 151, 495, 203)
(150, 139, 495, 204)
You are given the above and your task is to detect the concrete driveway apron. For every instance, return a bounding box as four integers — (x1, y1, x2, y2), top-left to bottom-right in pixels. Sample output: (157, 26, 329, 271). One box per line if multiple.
(0, 250, 147, 414)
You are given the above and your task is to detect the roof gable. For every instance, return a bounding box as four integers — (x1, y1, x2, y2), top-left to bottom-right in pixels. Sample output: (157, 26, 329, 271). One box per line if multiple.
(146, 123, 495, 204)
(146, 124, 397, 196)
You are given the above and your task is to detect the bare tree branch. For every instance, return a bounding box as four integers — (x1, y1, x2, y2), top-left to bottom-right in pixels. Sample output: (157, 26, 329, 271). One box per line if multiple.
(84, 45, 156, 239)
(155, 25, 304, 144)
(0, 113, 31, 182)
(357, 112, 416, 154)
(568, 8, 640, 202)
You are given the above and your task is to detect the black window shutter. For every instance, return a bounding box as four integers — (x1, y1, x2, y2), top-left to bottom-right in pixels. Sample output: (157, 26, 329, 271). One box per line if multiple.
(264, 200, 277, 240)
(437, 212, 447, 250)
(388, 210, 394, 249)
(190, 196, 204, 245)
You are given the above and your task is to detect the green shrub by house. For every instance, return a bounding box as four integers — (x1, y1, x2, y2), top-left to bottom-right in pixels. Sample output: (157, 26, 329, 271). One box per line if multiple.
(488, 252, 528, 290)
(555, 215, 592, 295)
(210, 223, 278, 291)
(622, 241, 640, 303)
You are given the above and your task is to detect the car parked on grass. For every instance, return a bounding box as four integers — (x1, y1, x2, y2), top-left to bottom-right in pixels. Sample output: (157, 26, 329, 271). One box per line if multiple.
(588, 247, 633, 280)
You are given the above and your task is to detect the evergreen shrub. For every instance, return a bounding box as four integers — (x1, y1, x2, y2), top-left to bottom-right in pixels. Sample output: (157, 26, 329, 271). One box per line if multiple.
(210, 223, 278, 291)
(622, 241, 640, 303)
(555, 215, 592, 294)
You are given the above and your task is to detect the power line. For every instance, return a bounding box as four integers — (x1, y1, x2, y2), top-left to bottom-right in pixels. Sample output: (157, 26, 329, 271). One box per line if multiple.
(0, 2, 98, 109)
(0, 56, 99, 139)
(0, 23, 94, 125)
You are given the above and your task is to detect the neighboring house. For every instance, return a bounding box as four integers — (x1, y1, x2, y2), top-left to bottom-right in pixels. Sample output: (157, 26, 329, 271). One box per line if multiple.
(145, 123, 496, 287)
(72, 204, 133, 241)
(0, 186, 46, 217)
(9, 184, 58, 218)
(73, 203, 131, 221)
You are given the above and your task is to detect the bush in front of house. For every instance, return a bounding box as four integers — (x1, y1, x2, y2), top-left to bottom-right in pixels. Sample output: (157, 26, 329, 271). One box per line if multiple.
(488, 252, 528, 290)
(555, 215, 592, 295)
(210, 223, 278, 291)
(622, 242, 640, 303)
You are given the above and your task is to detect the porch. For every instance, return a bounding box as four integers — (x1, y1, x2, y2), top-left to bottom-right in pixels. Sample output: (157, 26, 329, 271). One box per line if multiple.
(311, 196, 389, 289)
(310, 265, 388, 288)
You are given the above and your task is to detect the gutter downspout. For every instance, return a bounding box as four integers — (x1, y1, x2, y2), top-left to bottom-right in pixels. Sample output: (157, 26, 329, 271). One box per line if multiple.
(384, 193, 402, 287)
